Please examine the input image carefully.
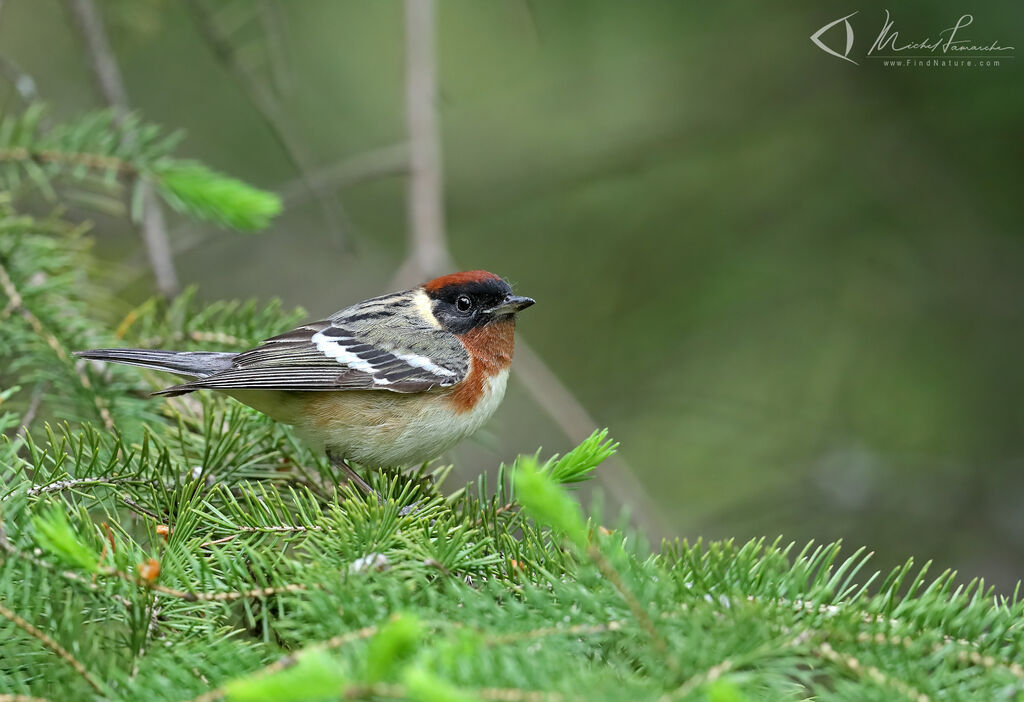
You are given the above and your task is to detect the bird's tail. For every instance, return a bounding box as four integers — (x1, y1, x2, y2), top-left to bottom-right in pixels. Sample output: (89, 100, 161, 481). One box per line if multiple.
(75, 348, 235, 381)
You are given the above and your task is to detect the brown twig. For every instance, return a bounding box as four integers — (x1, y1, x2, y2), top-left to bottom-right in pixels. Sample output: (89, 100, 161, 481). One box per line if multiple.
(278, 143, 410, 206)
(512, 340, 669, 536)
(399, 0, 451, 284)
(0, 147, 135, 175)
(198, 533, 240, 548)
(121, 494, 161, 522)
(102, 564, 308, 603)
(121, 144, 409, 275)
(390, 0, 667, 536)
(816, 641, 930, 702)
(237, 524, 326, 533)
(64, 0, 179, 297)
(0, 603, 105, 695)
(184, 0, 351, 249)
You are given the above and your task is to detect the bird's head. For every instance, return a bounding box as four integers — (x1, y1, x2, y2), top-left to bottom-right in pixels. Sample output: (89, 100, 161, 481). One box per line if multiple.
(422, 271, 534, 334)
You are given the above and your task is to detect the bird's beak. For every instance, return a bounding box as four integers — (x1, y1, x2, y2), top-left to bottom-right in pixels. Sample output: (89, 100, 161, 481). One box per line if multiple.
(487, 294, 535, 315)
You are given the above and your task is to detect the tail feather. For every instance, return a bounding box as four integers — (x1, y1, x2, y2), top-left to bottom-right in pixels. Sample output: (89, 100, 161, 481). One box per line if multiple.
(75, 349, 236, 384)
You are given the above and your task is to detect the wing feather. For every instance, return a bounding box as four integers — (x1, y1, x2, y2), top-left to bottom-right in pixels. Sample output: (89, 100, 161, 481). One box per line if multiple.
(163, 291, 469, 395)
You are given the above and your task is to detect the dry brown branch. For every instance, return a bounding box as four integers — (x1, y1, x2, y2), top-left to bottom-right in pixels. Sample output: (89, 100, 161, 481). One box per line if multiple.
(185, 0, 351, 248)
(120, 494, 161, 522)
(391, 0, 667, 536)
(0, 603, 104, 695)
(64, 0, 125, 106)
(400, 0, 451, 283)
(279, 143, 410, 205)
(64, 0, 179, 297)
(63, 1, 175, 294)
(0, 146, 136, 174)
(512, 339, 670, 535)
(100, 563, 308, 602)
(258, 0, 292, 98)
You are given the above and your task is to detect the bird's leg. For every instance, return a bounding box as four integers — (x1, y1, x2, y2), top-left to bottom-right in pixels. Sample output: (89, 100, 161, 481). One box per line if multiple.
(326, 450, 378, 501)
(326, 451, 420, 516)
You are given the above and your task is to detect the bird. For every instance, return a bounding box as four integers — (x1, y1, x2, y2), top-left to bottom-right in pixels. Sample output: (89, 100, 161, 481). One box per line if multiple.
(77, 270, 534, 496)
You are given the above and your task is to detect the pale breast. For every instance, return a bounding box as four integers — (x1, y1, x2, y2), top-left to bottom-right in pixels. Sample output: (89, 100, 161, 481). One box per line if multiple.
(225, 367, 509, 466)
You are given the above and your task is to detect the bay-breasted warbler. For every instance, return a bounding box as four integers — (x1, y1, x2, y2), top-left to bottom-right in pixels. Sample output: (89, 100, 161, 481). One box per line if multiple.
(78, 271, 534, 493)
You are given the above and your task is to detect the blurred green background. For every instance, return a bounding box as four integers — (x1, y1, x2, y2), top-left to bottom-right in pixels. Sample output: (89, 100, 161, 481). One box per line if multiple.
(2, 1, 1021, 587)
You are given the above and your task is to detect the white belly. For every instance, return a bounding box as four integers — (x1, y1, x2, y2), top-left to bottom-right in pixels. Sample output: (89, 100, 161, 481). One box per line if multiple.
(226, 369, 509, 466)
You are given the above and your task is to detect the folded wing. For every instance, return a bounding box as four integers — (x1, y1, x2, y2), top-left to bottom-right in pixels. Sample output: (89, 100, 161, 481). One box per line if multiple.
(157, 293, 469, 396)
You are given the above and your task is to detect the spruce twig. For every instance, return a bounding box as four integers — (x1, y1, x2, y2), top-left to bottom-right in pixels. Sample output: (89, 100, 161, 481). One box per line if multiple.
(0, 603, 105, 695)
(0, 257, 115, 431)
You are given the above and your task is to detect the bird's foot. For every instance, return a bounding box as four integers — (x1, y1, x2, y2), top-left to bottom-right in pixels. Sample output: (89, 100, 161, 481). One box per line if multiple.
(327, 452, 420, 515)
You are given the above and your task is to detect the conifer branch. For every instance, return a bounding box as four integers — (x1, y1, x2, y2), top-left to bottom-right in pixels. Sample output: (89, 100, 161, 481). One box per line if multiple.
(187, 624, 381, 702)
(816, 641, 930, 702)
(0, 146, 136, 174)
(585, 540, 672, 668)
(483, 621, 624, 646)
(363, 684, 565, 702)
(0, 528, 129, 606)
(0, 603, 105, 695)
(2, 119, 1022, 698)
(0, 257, 115, 430)
(94, 560, 310, 603)
(25, 475, 145, 498)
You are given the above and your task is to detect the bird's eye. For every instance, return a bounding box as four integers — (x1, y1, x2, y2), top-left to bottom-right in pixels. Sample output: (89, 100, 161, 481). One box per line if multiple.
(455, 295, 473, 313)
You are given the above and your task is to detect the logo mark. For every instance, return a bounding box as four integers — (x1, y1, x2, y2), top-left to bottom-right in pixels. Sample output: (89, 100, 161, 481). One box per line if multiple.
(811, 12, 859, 64)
